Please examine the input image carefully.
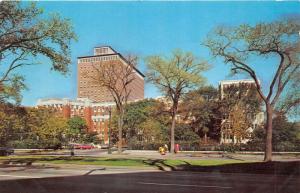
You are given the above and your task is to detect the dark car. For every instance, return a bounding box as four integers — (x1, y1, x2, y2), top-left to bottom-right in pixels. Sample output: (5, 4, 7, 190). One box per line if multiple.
(0, 147, 14, 156)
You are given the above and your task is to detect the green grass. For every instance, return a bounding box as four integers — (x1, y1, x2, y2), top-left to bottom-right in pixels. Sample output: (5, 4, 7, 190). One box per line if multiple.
(0, 156, 150, 167)
(0, 155, 251, 168)
(39, 157, 149, 167)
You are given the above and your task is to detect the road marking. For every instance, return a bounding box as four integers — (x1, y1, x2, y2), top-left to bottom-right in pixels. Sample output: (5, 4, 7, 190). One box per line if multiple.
(137, 182, 232, 189)
(0, 174, 41, 179)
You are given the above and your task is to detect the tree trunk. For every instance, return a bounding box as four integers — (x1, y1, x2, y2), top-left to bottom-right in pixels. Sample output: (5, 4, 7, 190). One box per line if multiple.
(170, 113, 176, 154)
(264, 103, 273, 162)
(204, 133, 207, 144)
(118, 111, 123, 154)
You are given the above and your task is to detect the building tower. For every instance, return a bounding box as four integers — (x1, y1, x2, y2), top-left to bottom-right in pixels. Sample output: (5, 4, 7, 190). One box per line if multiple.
(77, 46, 144, 103)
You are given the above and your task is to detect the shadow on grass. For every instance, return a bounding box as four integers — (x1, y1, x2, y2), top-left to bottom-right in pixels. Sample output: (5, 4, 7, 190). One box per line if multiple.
(143, 159, 176, 171)
(0, 156, 85, 167)
(174, 161, 300, 175)
(1, 156, 299, 176)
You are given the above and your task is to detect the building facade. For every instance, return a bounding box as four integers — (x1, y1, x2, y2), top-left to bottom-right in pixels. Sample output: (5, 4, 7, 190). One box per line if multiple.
(77, 46, 144, 103)
(36, 46, 145, 144)
(37, 98, 114, 144)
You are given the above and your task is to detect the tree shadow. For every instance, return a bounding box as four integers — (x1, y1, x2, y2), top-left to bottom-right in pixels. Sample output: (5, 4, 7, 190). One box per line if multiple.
(143, 159, 176, 171)
(1, 156, 299, 176)
(0, 156, 85, 167)
(174, 161, 300, 175)
(84, 168, 106, 175)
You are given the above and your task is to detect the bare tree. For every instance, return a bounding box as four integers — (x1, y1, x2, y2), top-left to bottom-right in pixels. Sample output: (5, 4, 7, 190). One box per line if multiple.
(205, 19, 300, 161)
(84, 57, 137, 153)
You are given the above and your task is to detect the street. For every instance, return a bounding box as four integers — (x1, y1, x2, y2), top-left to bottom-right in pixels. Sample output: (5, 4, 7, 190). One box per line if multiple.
(0, 165, 299, 193)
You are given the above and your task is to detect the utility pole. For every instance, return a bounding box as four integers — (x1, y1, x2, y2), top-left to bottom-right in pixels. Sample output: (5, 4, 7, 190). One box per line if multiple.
(108, 106, 112, 154)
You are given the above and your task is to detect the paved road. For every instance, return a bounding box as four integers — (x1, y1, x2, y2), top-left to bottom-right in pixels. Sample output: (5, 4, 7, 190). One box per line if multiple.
(0, 165, 299, 193)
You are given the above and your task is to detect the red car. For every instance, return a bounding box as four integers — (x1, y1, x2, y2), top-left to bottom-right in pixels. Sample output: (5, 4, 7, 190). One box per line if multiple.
(74, 144, 94, 150)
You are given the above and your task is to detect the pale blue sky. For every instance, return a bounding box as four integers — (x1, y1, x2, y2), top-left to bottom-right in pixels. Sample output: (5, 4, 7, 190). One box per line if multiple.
(18, 1, 300, 106)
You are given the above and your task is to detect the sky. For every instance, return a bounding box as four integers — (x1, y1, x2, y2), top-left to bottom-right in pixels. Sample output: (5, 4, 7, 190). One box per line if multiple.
(18, 1, 300, 107)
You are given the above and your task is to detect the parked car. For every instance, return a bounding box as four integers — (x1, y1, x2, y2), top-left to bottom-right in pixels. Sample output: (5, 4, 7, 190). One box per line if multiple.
(73, 144, 82, 149)
(0, 147, 14, 156)
(74, 144, 94, 150)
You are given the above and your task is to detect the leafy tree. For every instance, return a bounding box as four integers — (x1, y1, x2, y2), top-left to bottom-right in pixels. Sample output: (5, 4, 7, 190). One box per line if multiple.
(111, 99, 169, 149)
(68, 116, 87, 133)
(139, 119, 166, 143)
(204, 19, 300, 161)
(272, 114, 300, 151)
(248, 114, 300, 152)
(175, 124, 200, 150)
(122, 99, 156, 139)
(81, 132, 101, 144)
(0, 103, 27, 146)
(146, 50, 209, 153)
(35, 115, 70, 149)
(219, 83, 262, 144)
(181, 86, 220, 142)
(0, 2, 76, 103)
(67, 116, 87, 142)
(0, 104, 72, 149)
(226, 102, 252, 143)
(220, 83, 262, 118)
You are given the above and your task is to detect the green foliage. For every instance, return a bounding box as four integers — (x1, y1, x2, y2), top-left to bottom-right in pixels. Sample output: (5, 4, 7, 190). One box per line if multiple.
(146, 50, 209, 99)
(0, 75, 27, 104)
(175, 124, 200, 142)
(68, 116, 87, 133)
(0, 103, 100, 148)
(216, 144, 243, 153)
(0, 1, 76, 103)
(111, 99, 170, 149)
(80, 132, 101, 144)
(272, 115, 300, 151)
(67, 116, 88, 142)
(36, 115, 70, 149)
(0, 103, 27, 146)
(247, 115, 300, 151)
(181, 86, 221, 141)
(146, 50, 209, 152)
(0, 104, 71, 149)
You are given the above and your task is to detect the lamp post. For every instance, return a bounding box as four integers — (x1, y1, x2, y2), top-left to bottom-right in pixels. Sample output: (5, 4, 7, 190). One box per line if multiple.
(108, 106, 112, 154)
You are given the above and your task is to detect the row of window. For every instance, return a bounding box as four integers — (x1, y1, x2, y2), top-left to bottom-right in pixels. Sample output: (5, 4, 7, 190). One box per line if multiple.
(79, 55, 118, 63)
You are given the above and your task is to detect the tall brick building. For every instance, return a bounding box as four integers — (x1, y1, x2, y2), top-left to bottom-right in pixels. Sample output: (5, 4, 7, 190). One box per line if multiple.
(77, 46, 144, 103)
(37, 46, 145, 144)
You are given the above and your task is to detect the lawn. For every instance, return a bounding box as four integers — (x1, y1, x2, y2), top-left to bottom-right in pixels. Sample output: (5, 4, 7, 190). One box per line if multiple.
(0, 155, 249, 168)
(1, 155, 298, 175)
